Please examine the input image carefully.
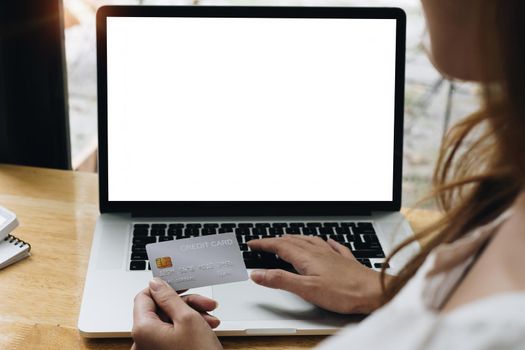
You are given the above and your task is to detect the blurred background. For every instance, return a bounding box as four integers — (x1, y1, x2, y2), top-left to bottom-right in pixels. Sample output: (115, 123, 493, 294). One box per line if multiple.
(64, 0, 480, 208)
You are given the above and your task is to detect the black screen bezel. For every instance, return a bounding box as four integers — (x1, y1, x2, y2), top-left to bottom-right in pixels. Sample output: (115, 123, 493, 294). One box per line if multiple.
(96, 5, 406, 217)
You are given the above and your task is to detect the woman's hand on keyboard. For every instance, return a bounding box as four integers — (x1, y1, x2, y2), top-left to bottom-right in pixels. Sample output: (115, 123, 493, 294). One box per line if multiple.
(132, 278, 223, 350)
(248, 235, 391, 314)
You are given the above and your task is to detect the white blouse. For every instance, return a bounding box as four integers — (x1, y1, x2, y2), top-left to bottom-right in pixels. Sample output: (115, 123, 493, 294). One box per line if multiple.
(318, 209, 525, 350)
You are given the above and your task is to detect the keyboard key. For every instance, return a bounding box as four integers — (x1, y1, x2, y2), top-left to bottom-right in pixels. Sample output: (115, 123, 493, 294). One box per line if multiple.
(302, 227, 316, 235)
(306, 222, 322, 228)
(219, 227, 234, 233)
(363, 234, 379, 243)
(255, 223, 271, 228)
(167, 228, 183, 236)
(244, 235, 258, 242)
(238, 223, 253, 228)
(323, 222, 339, 228)
(131, 252, 148, 260)
(235, 228, 250, 235)
(354, 222, 375, 234)
(203, 223, 219, 228)
(352, 250, 385, 259)
(319, 227, 334, 235)
(289, 222, 305, 227)
(252, 227, 267, 236)
(269, 227, 283, 235)
(285, 227, 301, 234)
(151, 224, 167, 229)
(354, 239, 381, 251)
(221, 223, 237, 228)
(357, 222, 373, 229)
(186, 223, 202, 229)
(134, 224, 150, 229)
(243, 256, 294, 271)
(344, 234, 356, 242)
(130, 260, 146, 270)
(335, 227, 351, 235)
(168, 223, 184, 229)
(132, 244, 146, 252)
(133, 237, 156, 244)
(184, 228, 200, 237)
(133, 229, 149, 237)
(244, 259, 263, 269)
(150, 229, 166, 237)
(272, 223, 288, 228)
(331, 235, 346, 243)
(239, 243, 248, 251)
(374, 262, 390, 269)
(159, 236, 173, 242)
(243, 251, 259, 260)
(202, 228, 217, 236)
(259, 251, 277, 261)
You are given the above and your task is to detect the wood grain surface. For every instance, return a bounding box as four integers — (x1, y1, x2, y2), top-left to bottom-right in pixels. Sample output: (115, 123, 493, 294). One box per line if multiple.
(0, 164, 440, 350)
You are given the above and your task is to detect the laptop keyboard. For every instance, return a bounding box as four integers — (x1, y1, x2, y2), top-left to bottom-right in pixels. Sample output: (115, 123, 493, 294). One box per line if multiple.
(129, 221, 389, 271)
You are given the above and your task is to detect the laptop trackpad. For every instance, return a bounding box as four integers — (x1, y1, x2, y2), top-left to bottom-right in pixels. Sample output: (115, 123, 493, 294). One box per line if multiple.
(213, 278, 327, 321)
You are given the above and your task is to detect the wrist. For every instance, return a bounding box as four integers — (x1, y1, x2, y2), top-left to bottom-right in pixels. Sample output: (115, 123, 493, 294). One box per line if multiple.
(351, 271, 393, 314)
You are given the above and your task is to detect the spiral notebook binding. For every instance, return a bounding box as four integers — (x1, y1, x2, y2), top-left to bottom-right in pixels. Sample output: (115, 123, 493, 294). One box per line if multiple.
(4, 234, 31, 252)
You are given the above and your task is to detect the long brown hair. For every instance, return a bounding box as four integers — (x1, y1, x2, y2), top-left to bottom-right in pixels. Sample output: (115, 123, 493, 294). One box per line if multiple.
(381, 0, 525, 303)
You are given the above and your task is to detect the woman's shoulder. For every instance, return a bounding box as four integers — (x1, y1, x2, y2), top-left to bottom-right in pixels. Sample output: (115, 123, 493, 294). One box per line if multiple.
(440, 197, 525, 313)
(437, 293, 525, 349)
(317, 292, 525, 350)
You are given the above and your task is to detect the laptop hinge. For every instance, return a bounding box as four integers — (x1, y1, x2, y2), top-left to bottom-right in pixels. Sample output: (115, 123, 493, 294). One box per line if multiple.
(130, 210, 373, 218)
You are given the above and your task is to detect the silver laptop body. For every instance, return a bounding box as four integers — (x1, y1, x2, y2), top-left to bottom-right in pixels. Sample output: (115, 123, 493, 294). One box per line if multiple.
(79, 5, 417, 337)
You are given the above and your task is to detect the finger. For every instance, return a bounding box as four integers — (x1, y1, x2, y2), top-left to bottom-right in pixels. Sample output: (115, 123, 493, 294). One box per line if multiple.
(327, 238, 355, 259)
(246, 237, 280, 251)
(279, 234, 318, 250)
(250, 269, 315, 300)
(181, 294, 219, 312)
(292, 234, 330, 247)
(201, 312, 221, 329)
(149, 278, 194, 322)
(133, 288, 161, 327)
(247, 238, 307, 264)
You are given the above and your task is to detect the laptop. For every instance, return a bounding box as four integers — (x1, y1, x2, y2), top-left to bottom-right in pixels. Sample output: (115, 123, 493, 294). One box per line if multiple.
(79, 5, 418, 337)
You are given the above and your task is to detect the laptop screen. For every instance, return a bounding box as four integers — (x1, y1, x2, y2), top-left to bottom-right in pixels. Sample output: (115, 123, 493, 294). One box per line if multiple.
(105, 15, 397, 202)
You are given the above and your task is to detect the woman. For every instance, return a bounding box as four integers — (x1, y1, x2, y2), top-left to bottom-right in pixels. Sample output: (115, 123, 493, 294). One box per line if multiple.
(131, 0, 525, 348)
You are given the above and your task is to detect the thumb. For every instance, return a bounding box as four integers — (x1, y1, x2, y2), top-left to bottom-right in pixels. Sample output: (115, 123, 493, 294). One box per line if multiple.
(149, 278, 190, 322)
(250, 269, 315, 300)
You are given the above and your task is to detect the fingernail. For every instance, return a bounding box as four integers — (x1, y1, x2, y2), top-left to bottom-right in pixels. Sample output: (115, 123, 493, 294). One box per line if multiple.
(250, 270, 266, 283)
(149, 277, 164, 291)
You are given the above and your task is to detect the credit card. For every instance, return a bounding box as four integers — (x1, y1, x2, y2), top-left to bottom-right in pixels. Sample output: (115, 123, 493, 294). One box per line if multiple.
(146, 232, 248, 290)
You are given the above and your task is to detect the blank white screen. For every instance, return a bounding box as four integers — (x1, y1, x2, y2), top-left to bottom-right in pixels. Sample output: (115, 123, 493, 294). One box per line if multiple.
(107, 17, 396, 201)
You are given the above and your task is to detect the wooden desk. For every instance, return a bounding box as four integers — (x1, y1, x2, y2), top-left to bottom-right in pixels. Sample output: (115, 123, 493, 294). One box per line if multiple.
(0, 164, 441, 350)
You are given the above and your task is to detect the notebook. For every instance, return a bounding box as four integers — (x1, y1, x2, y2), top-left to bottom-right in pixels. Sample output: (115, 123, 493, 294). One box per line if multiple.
(0, 235, 31, 269)
(0, 206, 31, 270)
